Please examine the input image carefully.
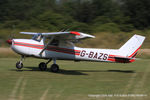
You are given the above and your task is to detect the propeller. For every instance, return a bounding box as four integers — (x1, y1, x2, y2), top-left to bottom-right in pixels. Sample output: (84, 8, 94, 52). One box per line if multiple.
(6, 39, 12, 44)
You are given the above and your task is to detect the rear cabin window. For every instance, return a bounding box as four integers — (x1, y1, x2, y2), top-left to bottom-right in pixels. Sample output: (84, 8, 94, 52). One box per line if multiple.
(49, 39, 59, 46)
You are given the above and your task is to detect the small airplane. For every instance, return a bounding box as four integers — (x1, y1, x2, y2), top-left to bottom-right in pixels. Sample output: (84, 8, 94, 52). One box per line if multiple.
(6, 31, 145, 72)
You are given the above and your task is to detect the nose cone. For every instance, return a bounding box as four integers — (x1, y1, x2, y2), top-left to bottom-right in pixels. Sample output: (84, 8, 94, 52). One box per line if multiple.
(6, 39, 12, 45)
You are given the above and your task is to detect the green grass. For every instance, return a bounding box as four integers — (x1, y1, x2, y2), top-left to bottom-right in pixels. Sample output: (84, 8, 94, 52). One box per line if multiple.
(0, 58, 150, 100)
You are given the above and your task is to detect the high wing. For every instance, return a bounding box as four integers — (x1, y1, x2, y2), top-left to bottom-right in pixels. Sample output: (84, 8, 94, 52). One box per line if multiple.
(20, 31, 95, 41)
(20, 31, 95, 56)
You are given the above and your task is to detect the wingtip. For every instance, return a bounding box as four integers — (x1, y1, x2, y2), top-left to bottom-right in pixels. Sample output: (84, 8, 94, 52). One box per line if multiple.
(80, 32, 96, 38)
(88, 34, 96, 38)
(92, 36, 96, 38)
(20, 32, 24, 34)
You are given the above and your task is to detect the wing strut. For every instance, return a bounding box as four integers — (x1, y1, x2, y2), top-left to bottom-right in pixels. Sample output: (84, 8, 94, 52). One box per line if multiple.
(39, 36, 54, 56)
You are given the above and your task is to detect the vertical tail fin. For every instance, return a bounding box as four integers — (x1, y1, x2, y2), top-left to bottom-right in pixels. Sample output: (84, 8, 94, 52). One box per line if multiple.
(119, 34, 145, 57)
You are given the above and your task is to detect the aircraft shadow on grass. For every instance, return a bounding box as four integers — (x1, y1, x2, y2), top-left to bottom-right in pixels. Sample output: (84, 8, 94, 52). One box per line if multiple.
(10, 66, 135, 75)
(10, 67, 88, 75)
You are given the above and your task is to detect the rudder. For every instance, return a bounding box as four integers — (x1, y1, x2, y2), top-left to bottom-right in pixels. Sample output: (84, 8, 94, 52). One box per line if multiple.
(119, 35, 145, 57)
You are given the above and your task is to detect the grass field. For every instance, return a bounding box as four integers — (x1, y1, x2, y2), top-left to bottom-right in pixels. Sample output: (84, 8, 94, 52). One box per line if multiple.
(0, 58, 150, 100)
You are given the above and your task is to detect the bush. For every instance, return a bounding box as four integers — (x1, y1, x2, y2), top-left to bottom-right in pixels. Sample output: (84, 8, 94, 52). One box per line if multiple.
(92, 16, 112, 26)
(36, 11, 77, 31)
(119, 24, 134, 32)
(69, 22, 92, 33)
(93, 23, 121, 33)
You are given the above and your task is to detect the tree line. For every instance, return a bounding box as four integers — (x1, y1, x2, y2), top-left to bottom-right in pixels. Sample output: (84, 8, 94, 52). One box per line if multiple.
(0, 0, 150, 33)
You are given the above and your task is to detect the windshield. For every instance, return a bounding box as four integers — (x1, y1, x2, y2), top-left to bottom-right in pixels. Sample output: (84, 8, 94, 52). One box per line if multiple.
(32, 34, 42, 42)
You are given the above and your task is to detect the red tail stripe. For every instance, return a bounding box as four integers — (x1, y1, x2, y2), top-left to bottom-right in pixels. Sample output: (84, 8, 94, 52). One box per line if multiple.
(130, 59, 135, 62)
(129, 46, 141, 57)
(109, 46, 141, 59)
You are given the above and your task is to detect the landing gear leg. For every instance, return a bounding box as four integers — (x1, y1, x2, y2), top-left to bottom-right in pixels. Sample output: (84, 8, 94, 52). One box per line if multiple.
(50, 59, 59, 73)
(16, 55, 24, 69)
(39, 59, 52, 71)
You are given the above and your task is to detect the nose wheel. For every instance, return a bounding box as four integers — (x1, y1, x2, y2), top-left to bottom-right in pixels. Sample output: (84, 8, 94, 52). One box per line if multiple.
(16, 61, 23, 69)
(16, 56, 24, 69)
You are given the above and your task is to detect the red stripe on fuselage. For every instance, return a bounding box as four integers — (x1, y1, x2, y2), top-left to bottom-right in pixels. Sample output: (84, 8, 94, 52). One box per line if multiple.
(47, 46, 81, 52)
(14, 42, 80, 55)
(15, 41, 44, 47)
(14, 44, 43, 49)
(107, 58, 116, 62)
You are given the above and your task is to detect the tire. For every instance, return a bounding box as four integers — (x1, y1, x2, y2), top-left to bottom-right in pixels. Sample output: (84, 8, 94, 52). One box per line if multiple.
(50, 64, 59, 72)
(39, 62, 47, 71)
(16, 61, 23, 69)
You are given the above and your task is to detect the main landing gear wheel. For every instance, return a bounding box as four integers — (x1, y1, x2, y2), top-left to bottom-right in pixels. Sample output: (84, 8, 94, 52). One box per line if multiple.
(16, 61, 23, 69)
(39, 62, 47, 71)
(50, 64, 59, 72)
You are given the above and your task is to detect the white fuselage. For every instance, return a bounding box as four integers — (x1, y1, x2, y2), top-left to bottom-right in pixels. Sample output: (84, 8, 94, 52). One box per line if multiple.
(11, 39, 131, 63)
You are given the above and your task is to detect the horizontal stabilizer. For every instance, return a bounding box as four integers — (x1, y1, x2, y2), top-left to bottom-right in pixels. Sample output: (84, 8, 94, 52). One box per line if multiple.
(114, 56, 134, 60)
(114, 56, 135, 63)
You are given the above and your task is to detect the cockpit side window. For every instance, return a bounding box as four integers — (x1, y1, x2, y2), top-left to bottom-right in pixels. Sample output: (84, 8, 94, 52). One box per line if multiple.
(49, 39, 59, 46)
